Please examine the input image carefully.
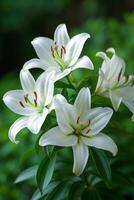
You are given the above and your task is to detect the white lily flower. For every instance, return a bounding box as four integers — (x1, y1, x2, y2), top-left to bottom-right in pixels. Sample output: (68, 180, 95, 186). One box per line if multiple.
(3, 70, 55, 144)
(23, 24, 94, 81)
(95, 48, 134, 112)
(39, 87, 117, 176)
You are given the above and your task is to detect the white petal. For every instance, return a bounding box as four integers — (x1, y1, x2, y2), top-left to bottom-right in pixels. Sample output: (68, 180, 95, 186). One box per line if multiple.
(31, 37, 58, 68)
(72, 56, 94, 71)
(84, 107, 113, 136)
(9, 117, 28, 144)
(123, 100, 134, 113)
(3, 90, 35, 116)
(65, 33, 90, 66)
(23, 58, 46, 70)
(72, 140, 89, 176)
(54, 24, 70, 46)
(27, 109, 48, 134)
(54, 96, 78, 134)
(39, 126, 77, 147)
(82, 133, 118, 156)
(115, 86, 134, 101)
(35, 71, 55, 106)
(109, 90, 122, 111)
(54, 68, 71, 81)
(74, 87, 91, 117)
(20, 69, 35, 93)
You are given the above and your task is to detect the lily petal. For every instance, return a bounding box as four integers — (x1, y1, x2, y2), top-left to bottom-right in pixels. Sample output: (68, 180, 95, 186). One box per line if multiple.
(72, 140, 89, 176)
(31, 37, 58, 68)
(65, 33, 90, 66)
(35, 71, 55, 106)
(54, 96, 78, 134)
(72, 56, 94, 71)
(3, 90, 35, 116)
(39, 126, 77, 147)
(82, 133, 118, 156)
(115, 86, 134, 101)
(9, 117, 28, 144)
(109, 90, 122, 111)
(84, 107, 113, 136)
(54, 68, 71, 81)
(20, 69, 35, 93)
(74, 87, 91, 117)
(123, 100, 134, 113)
(23, 58, 46, 70)
(54, 24, 70, 46)
(27, 109, 48, 134)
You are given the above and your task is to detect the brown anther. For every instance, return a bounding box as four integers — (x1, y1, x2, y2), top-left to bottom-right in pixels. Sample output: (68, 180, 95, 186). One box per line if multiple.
(51, 46, 55, 58)
(118, 68, 123, 82)
(24, 94, 29, 103)
(34, 91, 37, 101)
(54, 41, 57, 45)
(61, 48, 63, 58)
(77, 116, 80, 124)
(34, 99, 37, 107)
(62, 46, 66, 54)
(19, 101, 25, 108)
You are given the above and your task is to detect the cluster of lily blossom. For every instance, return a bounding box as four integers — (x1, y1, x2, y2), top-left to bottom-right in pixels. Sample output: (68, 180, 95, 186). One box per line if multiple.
(3, 24, 134, 176)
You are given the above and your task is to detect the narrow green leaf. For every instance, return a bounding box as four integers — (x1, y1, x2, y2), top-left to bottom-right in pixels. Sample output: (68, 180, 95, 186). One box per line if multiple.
(68, 180, 84, 200)
(45, 181, 69, 200)
(55, 81, 74, 89)
(15, 165, 37, 184)
(90, 147, 112, 186)
(36, 154, 56, 193)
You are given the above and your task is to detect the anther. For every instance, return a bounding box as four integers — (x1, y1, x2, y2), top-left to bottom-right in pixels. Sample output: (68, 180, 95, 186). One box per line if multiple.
(77, 116, 80, 124)
(24, 95, 28, 103)
(34, 91, 37, 101)
(61, 48, 63, 58)
(51, 46, 55, 58)
(62, 46, 66, 54)
(19, 101, 25, 108)
(34, 99, 37, 107)
(118, 68, 123, 81)
(125, 75, 129, 83)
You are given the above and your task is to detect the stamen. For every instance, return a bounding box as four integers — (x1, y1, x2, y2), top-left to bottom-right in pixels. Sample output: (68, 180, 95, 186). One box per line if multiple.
(34, 91, 37, 101)
(54, 41, 57, 45)
(62, 46, 66, 54)
(61, 48, 63, 58)
(19, 101, 25, 108)
(24, 95, 28, 103)
(51, 46, 55, 58)
(34, 99, 37, 107)
(77, 116, 80, 124)
(118, 68, 123, 81)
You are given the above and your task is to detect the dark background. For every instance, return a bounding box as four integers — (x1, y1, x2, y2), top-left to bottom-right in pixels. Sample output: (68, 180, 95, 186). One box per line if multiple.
(1, 0, 134, 76)
(1, 0, 134, 199)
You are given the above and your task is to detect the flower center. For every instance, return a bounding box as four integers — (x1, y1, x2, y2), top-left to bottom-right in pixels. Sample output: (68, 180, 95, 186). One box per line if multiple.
(50, 42, 68, 70)
(19, 91, 42, 111)
(74, 116, 90, 136)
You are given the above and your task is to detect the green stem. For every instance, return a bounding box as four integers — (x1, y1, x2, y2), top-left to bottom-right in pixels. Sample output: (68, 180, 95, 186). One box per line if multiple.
(66, 76, 76, 90)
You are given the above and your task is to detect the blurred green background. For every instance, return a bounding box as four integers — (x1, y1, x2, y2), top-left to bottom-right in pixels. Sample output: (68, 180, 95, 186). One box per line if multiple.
(1, 0, 134, 199)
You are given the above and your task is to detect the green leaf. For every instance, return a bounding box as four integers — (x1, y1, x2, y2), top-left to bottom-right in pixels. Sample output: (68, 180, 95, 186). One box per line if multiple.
(82, 188, 102, 200)
(31, 181, 59, 200)
(15, 165, 37, 184)
(90, 147, 112, 186)
(36, 154, 56, 193)
(45, 181, 69, 200)
(68, 180, 84, 200)
(45, 146, 55, 158)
